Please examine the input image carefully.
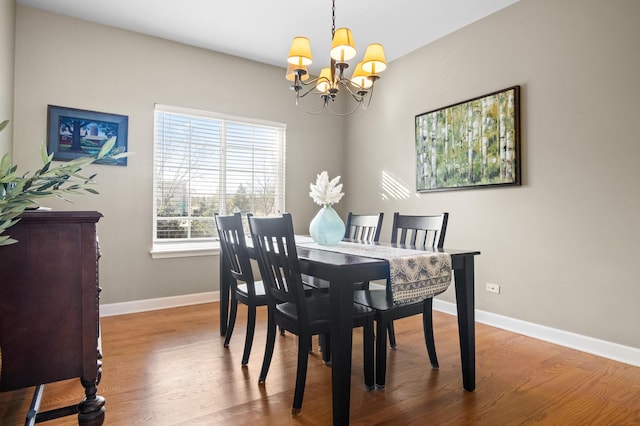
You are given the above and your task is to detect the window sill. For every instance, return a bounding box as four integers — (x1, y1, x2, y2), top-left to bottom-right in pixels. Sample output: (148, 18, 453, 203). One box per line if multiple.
(150, 242, 221, 259)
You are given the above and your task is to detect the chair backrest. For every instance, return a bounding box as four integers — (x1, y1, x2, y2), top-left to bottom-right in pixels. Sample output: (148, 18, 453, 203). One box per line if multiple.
(390, 212, 448, 249)
(248, 214, 309, 322)
(214, 213, 256, 294)
(344, 212, 384, 242)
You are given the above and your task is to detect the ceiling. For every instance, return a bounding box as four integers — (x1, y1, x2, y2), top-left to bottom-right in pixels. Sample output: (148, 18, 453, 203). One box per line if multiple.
(16, 0, 518, 75)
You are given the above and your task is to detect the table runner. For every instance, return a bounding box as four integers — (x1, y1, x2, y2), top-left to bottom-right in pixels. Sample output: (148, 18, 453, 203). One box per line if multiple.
(297, 240, 452, 304)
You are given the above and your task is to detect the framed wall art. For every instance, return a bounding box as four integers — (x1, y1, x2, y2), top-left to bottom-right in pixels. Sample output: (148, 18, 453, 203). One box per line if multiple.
(47, 105, 128, 166)
(415, 85, 520, 192)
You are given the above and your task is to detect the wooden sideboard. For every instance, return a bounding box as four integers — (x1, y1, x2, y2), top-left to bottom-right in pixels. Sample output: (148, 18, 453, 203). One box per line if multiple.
(0, 211, 105, 425)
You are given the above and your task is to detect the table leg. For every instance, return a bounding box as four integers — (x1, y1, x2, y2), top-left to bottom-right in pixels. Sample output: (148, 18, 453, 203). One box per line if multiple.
(219, 255, 229, 336)
(454, 254, 476, 391)
(330, 275, 354, 425)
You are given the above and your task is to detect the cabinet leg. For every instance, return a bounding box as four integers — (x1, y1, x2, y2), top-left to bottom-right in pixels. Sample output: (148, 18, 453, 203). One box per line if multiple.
(78, 366, 105, 426)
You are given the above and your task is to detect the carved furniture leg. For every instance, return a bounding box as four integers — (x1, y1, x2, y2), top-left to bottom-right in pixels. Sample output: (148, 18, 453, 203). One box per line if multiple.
(77, 361, 105, 426)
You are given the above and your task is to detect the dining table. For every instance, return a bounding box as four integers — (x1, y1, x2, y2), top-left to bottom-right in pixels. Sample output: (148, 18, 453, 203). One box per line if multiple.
(219, 237, 480, 426)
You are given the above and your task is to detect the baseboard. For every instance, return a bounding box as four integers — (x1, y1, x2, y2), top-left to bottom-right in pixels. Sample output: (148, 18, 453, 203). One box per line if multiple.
(100, 292, 639, 367)
(433, 299, 640, 367)
(100, 291, 220, 317)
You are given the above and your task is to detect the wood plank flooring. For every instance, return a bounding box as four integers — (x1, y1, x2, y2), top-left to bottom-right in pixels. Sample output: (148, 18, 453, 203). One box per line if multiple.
(1, 302, 639, 425)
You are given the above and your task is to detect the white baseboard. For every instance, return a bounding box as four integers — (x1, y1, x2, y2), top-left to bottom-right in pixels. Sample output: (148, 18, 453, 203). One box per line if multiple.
(100, 292, 639, 367)
(433, 299, 640, 367)
(100, 291, 220, 317)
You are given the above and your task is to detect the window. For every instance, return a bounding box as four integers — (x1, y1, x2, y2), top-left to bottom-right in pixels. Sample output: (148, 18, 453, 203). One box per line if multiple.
(152, 104, 286, 256)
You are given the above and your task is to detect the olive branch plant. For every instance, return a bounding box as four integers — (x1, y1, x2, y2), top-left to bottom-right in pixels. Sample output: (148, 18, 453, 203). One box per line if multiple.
(0, 119, 128, 246)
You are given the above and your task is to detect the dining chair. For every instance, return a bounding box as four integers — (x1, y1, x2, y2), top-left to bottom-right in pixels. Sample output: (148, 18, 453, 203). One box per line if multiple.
(305, 212, 384, 291)
(215, 212, 268, 367)
(385, 211, 448, 345)
(248, 213, 375, 416)
(344, 212, 384, 243)
(353, 212, 449, 388)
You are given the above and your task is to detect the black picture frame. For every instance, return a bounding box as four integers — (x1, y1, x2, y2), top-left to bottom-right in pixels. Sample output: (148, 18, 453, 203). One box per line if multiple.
(47, 105, 128, 166)
(415, 85, 520, 192)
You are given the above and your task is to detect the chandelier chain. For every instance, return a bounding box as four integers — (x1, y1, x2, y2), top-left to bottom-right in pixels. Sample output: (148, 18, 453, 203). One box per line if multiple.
(331, 0, 336, 38)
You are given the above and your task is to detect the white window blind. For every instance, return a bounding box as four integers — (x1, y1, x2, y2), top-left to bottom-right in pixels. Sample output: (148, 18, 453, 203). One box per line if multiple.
(153, 104, 286, 252)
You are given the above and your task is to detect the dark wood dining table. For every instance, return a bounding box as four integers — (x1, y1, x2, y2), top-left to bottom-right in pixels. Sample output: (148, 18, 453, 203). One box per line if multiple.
(219, 239, 480, 425)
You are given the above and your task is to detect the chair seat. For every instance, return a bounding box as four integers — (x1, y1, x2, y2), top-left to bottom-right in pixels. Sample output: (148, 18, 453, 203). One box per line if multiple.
(302, 275, 329, 289)
(236, 281, 268, 305)
(303, 275, 369, 291)
(354, 289, 425, 319)
(277, 293, 373, 330)
(237, 280, 314, 305)
(237, 280, 266, 296)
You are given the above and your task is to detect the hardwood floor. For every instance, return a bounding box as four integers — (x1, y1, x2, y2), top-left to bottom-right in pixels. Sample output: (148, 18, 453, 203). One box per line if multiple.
(1, 302, 639, 425)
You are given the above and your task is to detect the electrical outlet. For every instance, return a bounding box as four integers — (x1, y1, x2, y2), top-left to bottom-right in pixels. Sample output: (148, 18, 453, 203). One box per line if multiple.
(486, 283, 500, 294)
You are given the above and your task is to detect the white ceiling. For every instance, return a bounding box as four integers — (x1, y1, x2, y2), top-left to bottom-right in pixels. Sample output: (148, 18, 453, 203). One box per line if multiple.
(16, 0, 518, 75)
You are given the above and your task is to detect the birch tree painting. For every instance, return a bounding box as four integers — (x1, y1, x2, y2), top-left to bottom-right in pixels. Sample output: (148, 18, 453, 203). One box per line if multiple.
(415, 86, 520, 191)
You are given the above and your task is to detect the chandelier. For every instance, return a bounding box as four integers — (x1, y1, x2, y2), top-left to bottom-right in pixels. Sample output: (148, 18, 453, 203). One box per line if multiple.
(286, 0, 387, 114)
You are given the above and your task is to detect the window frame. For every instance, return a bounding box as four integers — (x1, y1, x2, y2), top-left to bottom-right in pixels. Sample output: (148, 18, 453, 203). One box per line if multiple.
(151, 104, 286, 258)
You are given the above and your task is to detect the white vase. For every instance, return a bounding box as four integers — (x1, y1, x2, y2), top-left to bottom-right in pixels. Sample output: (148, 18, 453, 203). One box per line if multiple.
(309, 206, 345, 246)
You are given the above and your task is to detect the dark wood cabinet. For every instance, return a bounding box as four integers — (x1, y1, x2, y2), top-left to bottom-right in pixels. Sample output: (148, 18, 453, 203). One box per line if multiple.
(0, 211, 105, 425)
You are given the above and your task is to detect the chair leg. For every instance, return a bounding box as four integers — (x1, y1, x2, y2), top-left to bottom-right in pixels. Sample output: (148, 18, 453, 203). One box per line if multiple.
(363, 317, 375, 390)
(241, 304, 257, 366)
(423, 298, 439, 369)
(292, 334, 311, 417)
(224, 295, 238, 348)
(259, 312, 277, 384)
(388, 321, 397, 348)
(375, 317, 388, 389)
(321, 334, 331, 364)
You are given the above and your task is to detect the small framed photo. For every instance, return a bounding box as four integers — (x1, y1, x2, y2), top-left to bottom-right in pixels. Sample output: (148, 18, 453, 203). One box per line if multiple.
(47, 105, 128, 166)
(415, 86, 520, 192)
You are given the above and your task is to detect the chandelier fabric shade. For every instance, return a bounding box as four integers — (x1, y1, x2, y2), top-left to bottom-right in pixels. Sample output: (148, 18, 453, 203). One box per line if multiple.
(350, 63, 374, 90)
(362, 43, 387, 75)
(330, 28, 356, 62)
(287, 37, 313, 67)
(286, 0, 387, 114)
(316, 68, 332, 93)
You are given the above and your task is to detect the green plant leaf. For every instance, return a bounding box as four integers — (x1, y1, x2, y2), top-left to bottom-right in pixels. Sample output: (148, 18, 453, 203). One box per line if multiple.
(40, 143, 49, 164)
(0, 152, 11, 176)
(98, 137, 117, 158)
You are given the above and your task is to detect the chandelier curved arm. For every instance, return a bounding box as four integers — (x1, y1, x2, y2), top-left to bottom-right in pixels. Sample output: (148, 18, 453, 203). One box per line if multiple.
(334, 78, 377, 111)
(290, 72, 333, 100)
(298, 77, 377, 115)
(306, 95, 333, 115)
(324, 100, 364, 116)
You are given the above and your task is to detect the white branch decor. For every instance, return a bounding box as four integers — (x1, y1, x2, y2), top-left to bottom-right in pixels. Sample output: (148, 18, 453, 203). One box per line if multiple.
(309, 171, 344, 207)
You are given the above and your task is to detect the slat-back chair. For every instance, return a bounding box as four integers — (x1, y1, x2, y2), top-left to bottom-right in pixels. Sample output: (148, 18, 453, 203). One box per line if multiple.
(248, 213, 375, 416)
(354, 212, 450, 388)
(215, 212, 267, 367)
(344, 212, 384, 242)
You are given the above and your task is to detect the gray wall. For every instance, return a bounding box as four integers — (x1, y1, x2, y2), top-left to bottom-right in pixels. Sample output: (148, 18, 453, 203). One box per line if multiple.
(0, 0, 15, 154)
(345, 0, 640, 348)
(13, 5, 346, 304)
(10, 0, 640, 349)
